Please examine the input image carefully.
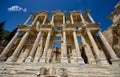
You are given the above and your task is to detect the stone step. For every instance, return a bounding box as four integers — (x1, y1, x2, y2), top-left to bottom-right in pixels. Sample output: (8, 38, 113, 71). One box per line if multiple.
(16, 70, 40, 75)
(0, 63, 120, 77)
(0, 74, 37, 77)
(68, 75, 111, 77)
(67, 72, 111, 75)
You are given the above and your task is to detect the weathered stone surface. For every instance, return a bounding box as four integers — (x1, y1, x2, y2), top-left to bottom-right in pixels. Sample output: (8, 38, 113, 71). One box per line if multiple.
(103, 26, 120, 58)
(1, 2, 120, 77)
(104, 1, 120, 58)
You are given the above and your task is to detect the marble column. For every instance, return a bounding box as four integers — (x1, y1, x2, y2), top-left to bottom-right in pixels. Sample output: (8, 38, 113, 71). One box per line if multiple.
(94, 34, 109, 61)
(36, 21, 40, 30)
(34, 41, 43, 63)
(71, 49, 76, 63)
(61, 31, 68, 63)
(79, 13, 85, 23)
(0, 32, 20, 61)
(25, 32, 41, 62)
(70, 14, 74, 24)
(98, 31, 118, 59)
(51, 48, 56, 63)
(86, 29, 108, 65)
(32, 15, 39, 26)
(0, 13, 32, 61)
(50, 15, 54, 25)
(40, 31, 51, 63)
(81, 34, 96, 64)
(46, 48, 52, 63)
(24, 15, 31, 25)
(88, 13, 95, 23)
(6, 32, 29, 62)
(42, 15, 47, 25)
(73, 31, 85, 64)
(63, 14, 65, 24)
(63, 31, 67, 57)
(17, 45, 32, 63)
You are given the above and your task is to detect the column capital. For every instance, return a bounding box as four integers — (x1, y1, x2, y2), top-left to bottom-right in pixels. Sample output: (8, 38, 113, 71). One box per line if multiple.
(86, 10, 90, 14)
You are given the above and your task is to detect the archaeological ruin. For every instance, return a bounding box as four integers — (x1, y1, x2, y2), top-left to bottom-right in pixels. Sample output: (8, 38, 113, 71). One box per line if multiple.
(0, 2, 120, 77)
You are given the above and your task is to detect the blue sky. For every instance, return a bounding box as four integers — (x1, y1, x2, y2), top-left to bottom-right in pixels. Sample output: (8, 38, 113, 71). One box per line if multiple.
(0, 0, 119, 32)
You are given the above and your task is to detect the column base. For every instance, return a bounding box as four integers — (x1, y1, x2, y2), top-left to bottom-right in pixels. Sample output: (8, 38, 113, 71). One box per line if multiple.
(17, 57, 24, 63)
(77, 57, 85, 64)
(39, 56, 46, 63)
(0, 55, 7, 61)
(25, 56, 33, 62)
(89, 60, 97, 64)
(111, 59, 120, 65)
(6, 56, 17, 62)
(61, 57, 68, 63)
(70, 57, 75, 63)
(96, 58, 109, 65)
(34, 57, 40, 63)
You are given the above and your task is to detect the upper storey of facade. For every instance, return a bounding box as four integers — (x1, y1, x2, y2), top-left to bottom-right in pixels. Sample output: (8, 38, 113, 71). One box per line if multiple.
(109, 2, 120, 26)
(18, 10, 100, 35)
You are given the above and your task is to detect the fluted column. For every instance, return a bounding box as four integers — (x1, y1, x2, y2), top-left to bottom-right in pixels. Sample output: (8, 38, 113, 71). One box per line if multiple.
(24, 15, 31, 25)
(81, 34, 96, 64)
(70, 14, 74, 24)
(25, 32, 41, 62)
(7, 32, 29, 62)
(40, 31, 51, 63)
(63, 14, 65, 24)
(86, 29, 108, 65)
(98, 31, 120, 64)
(61, 31, 68, 63)
(73, 31, 85, 64)
(0, 32, 20, 61)
(88, 13, 95, 23)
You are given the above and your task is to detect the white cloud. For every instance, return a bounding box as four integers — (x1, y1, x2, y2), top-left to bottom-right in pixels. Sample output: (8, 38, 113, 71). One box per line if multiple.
(8, 5, 27, 12)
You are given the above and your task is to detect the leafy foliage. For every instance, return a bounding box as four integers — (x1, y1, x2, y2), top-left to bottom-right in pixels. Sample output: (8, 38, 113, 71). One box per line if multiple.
(0, 21, 18, 41)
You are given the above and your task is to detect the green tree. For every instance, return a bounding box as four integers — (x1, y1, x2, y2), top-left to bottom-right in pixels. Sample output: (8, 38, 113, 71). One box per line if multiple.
(0, 21, 6, 41)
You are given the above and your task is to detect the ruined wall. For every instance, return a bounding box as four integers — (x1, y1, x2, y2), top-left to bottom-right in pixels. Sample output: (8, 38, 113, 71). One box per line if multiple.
(103, 1, 120, 58)
(103, 26, 120, 58)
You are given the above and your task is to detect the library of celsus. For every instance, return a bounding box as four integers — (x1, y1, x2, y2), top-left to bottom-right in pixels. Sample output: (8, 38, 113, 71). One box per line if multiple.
(0, 4, 120, 76)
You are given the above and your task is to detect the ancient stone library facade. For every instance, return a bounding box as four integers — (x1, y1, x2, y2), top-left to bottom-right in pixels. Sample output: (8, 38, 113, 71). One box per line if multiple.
(0, 3, 120, 77)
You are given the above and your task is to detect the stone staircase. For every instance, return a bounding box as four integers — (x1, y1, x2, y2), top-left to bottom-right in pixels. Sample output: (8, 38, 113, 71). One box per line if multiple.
(67, 66, 111, 77)
(0, 62, 119, 77)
